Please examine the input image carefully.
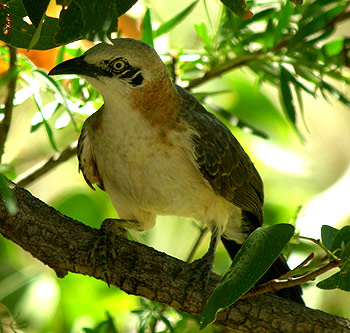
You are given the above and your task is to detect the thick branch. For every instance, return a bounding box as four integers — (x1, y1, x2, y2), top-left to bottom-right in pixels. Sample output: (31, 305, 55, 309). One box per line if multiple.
(0, 46, 17, 163)
(1, 181, 349, 332)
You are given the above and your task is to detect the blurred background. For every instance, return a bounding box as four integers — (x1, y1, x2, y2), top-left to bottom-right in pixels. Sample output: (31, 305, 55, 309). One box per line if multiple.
(0, 0, 349, 331)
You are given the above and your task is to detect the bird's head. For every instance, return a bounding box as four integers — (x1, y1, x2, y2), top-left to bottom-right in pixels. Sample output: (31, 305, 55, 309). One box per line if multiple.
(49, 38, 176, 112)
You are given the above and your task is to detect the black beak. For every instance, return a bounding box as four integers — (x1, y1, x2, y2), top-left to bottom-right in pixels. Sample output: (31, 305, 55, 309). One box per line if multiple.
(49, 56, 107, 77)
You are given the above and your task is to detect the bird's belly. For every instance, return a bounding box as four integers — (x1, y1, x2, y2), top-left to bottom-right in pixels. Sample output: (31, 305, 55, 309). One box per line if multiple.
(94, 127, 221, 220)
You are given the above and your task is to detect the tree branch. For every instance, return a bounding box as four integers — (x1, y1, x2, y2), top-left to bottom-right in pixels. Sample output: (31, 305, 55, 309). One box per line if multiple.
(1, 180, 349, 331)
(0, 46, 17, 163)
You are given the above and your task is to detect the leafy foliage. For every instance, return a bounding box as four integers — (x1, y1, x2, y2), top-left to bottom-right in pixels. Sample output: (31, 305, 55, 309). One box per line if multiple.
(0, 0, 137, 49)
(201, 224, 295, 328)
(317, 226, 350, 292)
(0, 0, 349, 331)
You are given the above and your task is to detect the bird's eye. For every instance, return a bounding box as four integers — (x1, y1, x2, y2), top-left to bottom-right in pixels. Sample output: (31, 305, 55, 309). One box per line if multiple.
(111, 58, 127, 72)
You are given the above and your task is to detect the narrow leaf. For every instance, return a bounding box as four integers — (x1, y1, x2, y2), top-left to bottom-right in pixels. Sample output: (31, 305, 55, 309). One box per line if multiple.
(33, 93, 59, 152)
(33, 69, 78, 130)
(200, 224, 295, 329)
(317, 259, 350, 291)
(291, 4, 346, 47)
(220, 0, 253, 19)
(155, 1, 198, 38)
(280, 66, 296, 124)
(320, 81, 350, 108)
(321, 225, 339, 252)
(274, 1, 294, 47)
(28, 14, 46, 49)
(141, 8, 154, 48)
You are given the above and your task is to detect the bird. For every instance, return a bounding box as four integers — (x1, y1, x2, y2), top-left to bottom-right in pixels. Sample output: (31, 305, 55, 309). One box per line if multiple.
(49, 38, 303, 304)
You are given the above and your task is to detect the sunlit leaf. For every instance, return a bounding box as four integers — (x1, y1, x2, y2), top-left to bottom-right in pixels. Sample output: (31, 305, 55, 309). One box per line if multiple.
(274, 1, 294, 47)
(33, 69, 78, 130)
(290, 4, 346, 47)
(322, 39, 346, 57)
(33, 92, 59, 152)
(320, 81, 350, 108)
(155, 1, 198, 38)
(141, 8, 154, 48)
(194, 23, 212, 49)
(200, 224, 295, 329)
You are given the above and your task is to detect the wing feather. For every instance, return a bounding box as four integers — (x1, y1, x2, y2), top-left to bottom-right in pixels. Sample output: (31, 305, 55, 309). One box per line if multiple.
(77, 111, 104, 191)
(178, 86, 264, 226)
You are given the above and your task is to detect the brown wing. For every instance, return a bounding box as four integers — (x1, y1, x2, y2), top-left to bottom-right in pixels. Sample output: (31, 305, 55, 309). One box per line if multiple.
(77, 112, 104, 191)
(177, 86, 264, 227)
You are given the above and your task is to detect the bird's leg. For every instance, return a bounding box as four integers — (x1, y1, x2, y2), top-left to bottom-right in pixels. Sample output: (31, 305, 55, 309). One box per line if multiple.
(186, 229, 219, 288)
(88, 218, 140, 287)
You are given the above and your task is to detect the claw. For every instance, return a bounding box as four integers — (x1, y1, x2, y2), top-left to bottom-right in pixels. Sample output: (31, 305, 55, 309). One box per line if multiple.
(88, 218, 129, 287)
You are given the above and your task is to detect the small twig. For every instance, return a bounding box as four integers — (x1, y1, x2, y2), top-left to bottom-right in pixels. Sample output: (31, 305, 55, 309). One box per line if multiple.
(16, 144, 77, 187)
(279, 252, 315, 279)
(0, 46, 17, 163)
(295, 235, 339, 261)
(242, 259, 340, 299)
(186, 53, 264, 90)
(186, 226, 209, 263)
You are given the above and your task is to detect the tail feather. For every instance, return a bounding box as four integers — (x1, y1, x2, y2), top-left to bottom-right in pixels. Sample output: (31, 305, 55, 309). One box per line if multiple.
(221, 236, 304, 304)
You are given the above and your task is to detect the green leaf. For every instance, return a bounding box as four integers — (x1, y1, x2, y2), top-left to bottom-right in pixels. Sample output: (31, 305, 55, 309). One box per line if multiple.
(280, 66, 296, 123)
(220, 0, 253, 19)
(279, 66, 304, 141)
(274, 1, 294, 47)
(321, 225, 339, 252)
(0, 174, 17, 215)
(331, 226, 350, 257)
(0, 0, 137, 49)
(0, 0, 59, 49)
(22, 0, 50, 28)
(33, 69, 78, 130)
(141, 8, 154, 48)
(155, 1, 198, 38)
(342, 243, 350, 262)
(317, 259, 350, 291)
(290, 4, 346, 47)
(194, 23, 211, 49)
(320, 81, 350, 108)
(322, 38, 346, 57)
(33, 92, 59, 152)
(200, 224, 295, 329)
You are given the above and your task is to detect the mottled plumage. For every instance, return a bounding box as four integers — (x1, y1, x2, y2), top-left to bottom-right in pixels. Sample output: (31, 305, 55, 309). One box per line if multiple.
(49, 38, 303, 304)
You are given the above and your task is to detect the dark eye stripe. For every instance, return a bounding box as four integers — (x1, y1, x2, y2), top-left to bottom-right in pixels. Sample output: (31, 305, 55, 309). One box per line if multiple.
(130, 73, 144, 86)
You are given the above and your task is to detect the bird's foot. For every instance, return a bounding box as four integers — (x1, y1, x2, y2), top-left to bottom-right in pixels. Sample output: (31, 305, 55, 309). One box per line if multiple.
(186, 251, 215, 291)
(88, 218, 135, 287)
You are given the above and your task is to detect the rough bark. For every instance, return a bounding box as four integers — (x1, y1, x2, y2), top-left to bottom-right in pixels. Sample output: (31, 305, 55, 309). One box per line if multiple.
(0, 180, 349, 332)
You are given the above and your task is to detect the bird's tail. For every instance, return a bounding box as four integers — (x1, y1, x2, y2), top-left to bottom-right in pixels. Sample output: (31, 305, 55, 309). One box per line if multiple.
(221, 236, 304, 304)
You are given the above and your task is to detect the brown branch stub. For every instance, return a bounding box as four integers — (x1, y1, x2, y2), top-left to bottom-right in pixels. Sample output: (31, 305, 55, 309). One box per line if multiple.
(1, 180, 350, 331)
(0, 46, 17, 163)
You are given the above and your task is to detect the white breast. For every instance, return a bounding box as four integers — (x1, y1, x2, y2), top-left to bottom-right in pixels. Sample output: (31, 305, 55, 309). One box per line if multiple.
(87, 103, 240, 236)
